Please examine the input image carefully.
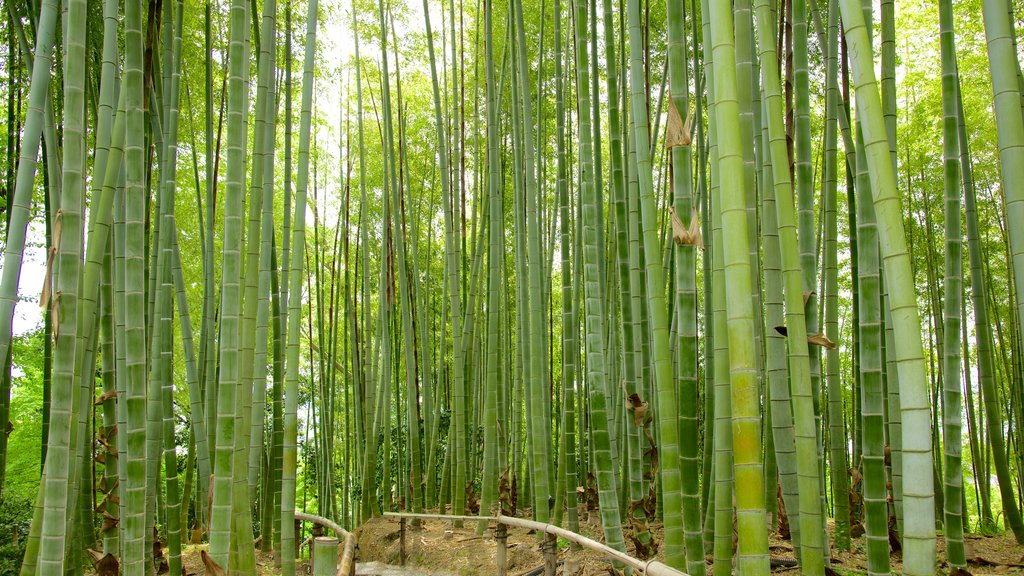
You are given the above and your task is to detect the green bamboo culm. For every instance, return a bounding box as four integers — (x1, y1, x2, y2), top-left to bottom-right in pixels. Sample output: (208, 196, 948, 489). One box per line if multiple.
(980, 0, 1024, 545)
(375, 0, 422, 520)
(850, 4, 889, 569)
(751, 0, 826, 570)
(551, 0, 579, 534)
(624, 0, 685, 564)
(706, 0, 770, 572)
(575, 0, 627, 555)
(878, 0, 904, 536)
(444, 3, 468, 525)
(35, 0, 86, 569)
(938, 0, 966, 565)
(479, 0, 503, 526)
(282, 0, 319, 572)
(510, 0, 554, 522)
(665, 0, 701, 569)
(246, 0, 280, 512)
(838, 0, 938, 572)
(958, 23, 1000, 536)
(74, 7, 123, 559)
(822, 0, 850, 553)
(155, 1, 187, 573)
(0, 0, 59, 507)
(121, 0, 151, 568)
(208, 0, 253, 565)
(419, 0, 453, 516)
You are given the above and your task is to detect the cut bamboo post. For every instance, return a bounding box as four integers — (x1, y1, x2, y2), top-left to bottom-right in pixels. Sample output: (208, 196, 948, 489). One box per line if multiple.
(313, 537, 337, 576)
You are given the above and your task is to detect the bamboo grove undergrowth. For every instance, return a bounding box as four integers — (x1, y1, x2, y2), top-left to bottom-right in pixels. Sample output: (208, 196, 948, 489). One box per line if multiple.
(1, 0, 1023, 574)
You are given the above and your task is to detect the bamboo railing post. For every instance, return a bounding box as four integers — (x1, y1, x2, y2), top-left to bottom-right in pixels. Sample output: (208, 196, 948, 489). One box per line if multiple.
(399, 517, 407, 566)
(339, 534, 357, 576)
(313, 537, 337, 576)
(543, 532, 557, 576)
(495, 523, 508, 576)
(291, 513, 356, 576)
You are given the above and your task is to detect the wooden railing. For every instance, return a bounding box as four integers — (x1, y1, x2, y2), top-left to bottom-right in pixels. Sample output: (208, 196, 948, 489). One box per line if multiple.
(381, 511, 689, 576)
(294, 512, 357, 576)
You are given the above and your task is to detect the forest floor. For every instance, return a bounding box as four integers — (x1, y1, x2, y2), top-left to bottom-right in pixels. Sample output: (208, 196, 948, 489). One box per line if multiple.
(161, 511, 1024, 576)
(354, 509, 1024, 576)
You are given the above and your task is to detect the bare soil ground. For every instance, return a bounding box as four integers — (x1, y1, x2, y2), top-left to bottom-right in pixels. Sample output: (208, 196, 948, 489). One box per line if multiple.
(179, 545, 307, 576)
(152, 510, 1024, 576)
(354, 509, 615, 576)
(354, 509, 1024, 576)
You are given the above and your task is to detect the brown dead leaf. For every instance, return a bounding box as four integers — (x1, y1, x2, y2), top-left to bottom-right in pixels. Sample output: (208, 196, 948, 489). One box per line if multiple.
(669, 206, 704, 248)
(100, 511, 119, 532)
(665, 98, 691, 148)
(803, 290, 815, 306)
(95, 389, 118, 405)
(88, 550, 119, 576)
(626, 393, 648, 426)
(50, 292, 61, 339)
(807, 333, 838, 349)
(40, 211, 62, 311)
(201, 550, 225, 576)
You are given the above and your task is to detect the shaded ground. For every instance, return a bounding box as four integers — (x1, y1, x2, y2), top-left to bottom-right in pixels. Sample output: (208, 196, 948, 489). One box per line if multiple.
(151, 512, 1024, 575)
(355, 561, 456, 575)
(180, 546, 306, 576)
(355, 510, 616, 576)
(767, 520, 1024, 575)
(356, 510, 1024, 575)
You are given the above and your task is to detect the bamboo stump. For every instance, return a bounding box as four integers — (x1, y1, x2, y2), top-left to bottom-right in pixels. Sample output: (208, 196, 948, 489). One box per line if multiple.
(313, 537, 337, 576)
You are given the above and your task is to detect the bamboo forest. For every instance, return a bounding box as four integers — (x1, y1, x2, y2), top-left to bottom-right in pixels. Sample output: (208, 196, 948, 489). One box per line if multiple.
(4, 0, 1024, 573)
